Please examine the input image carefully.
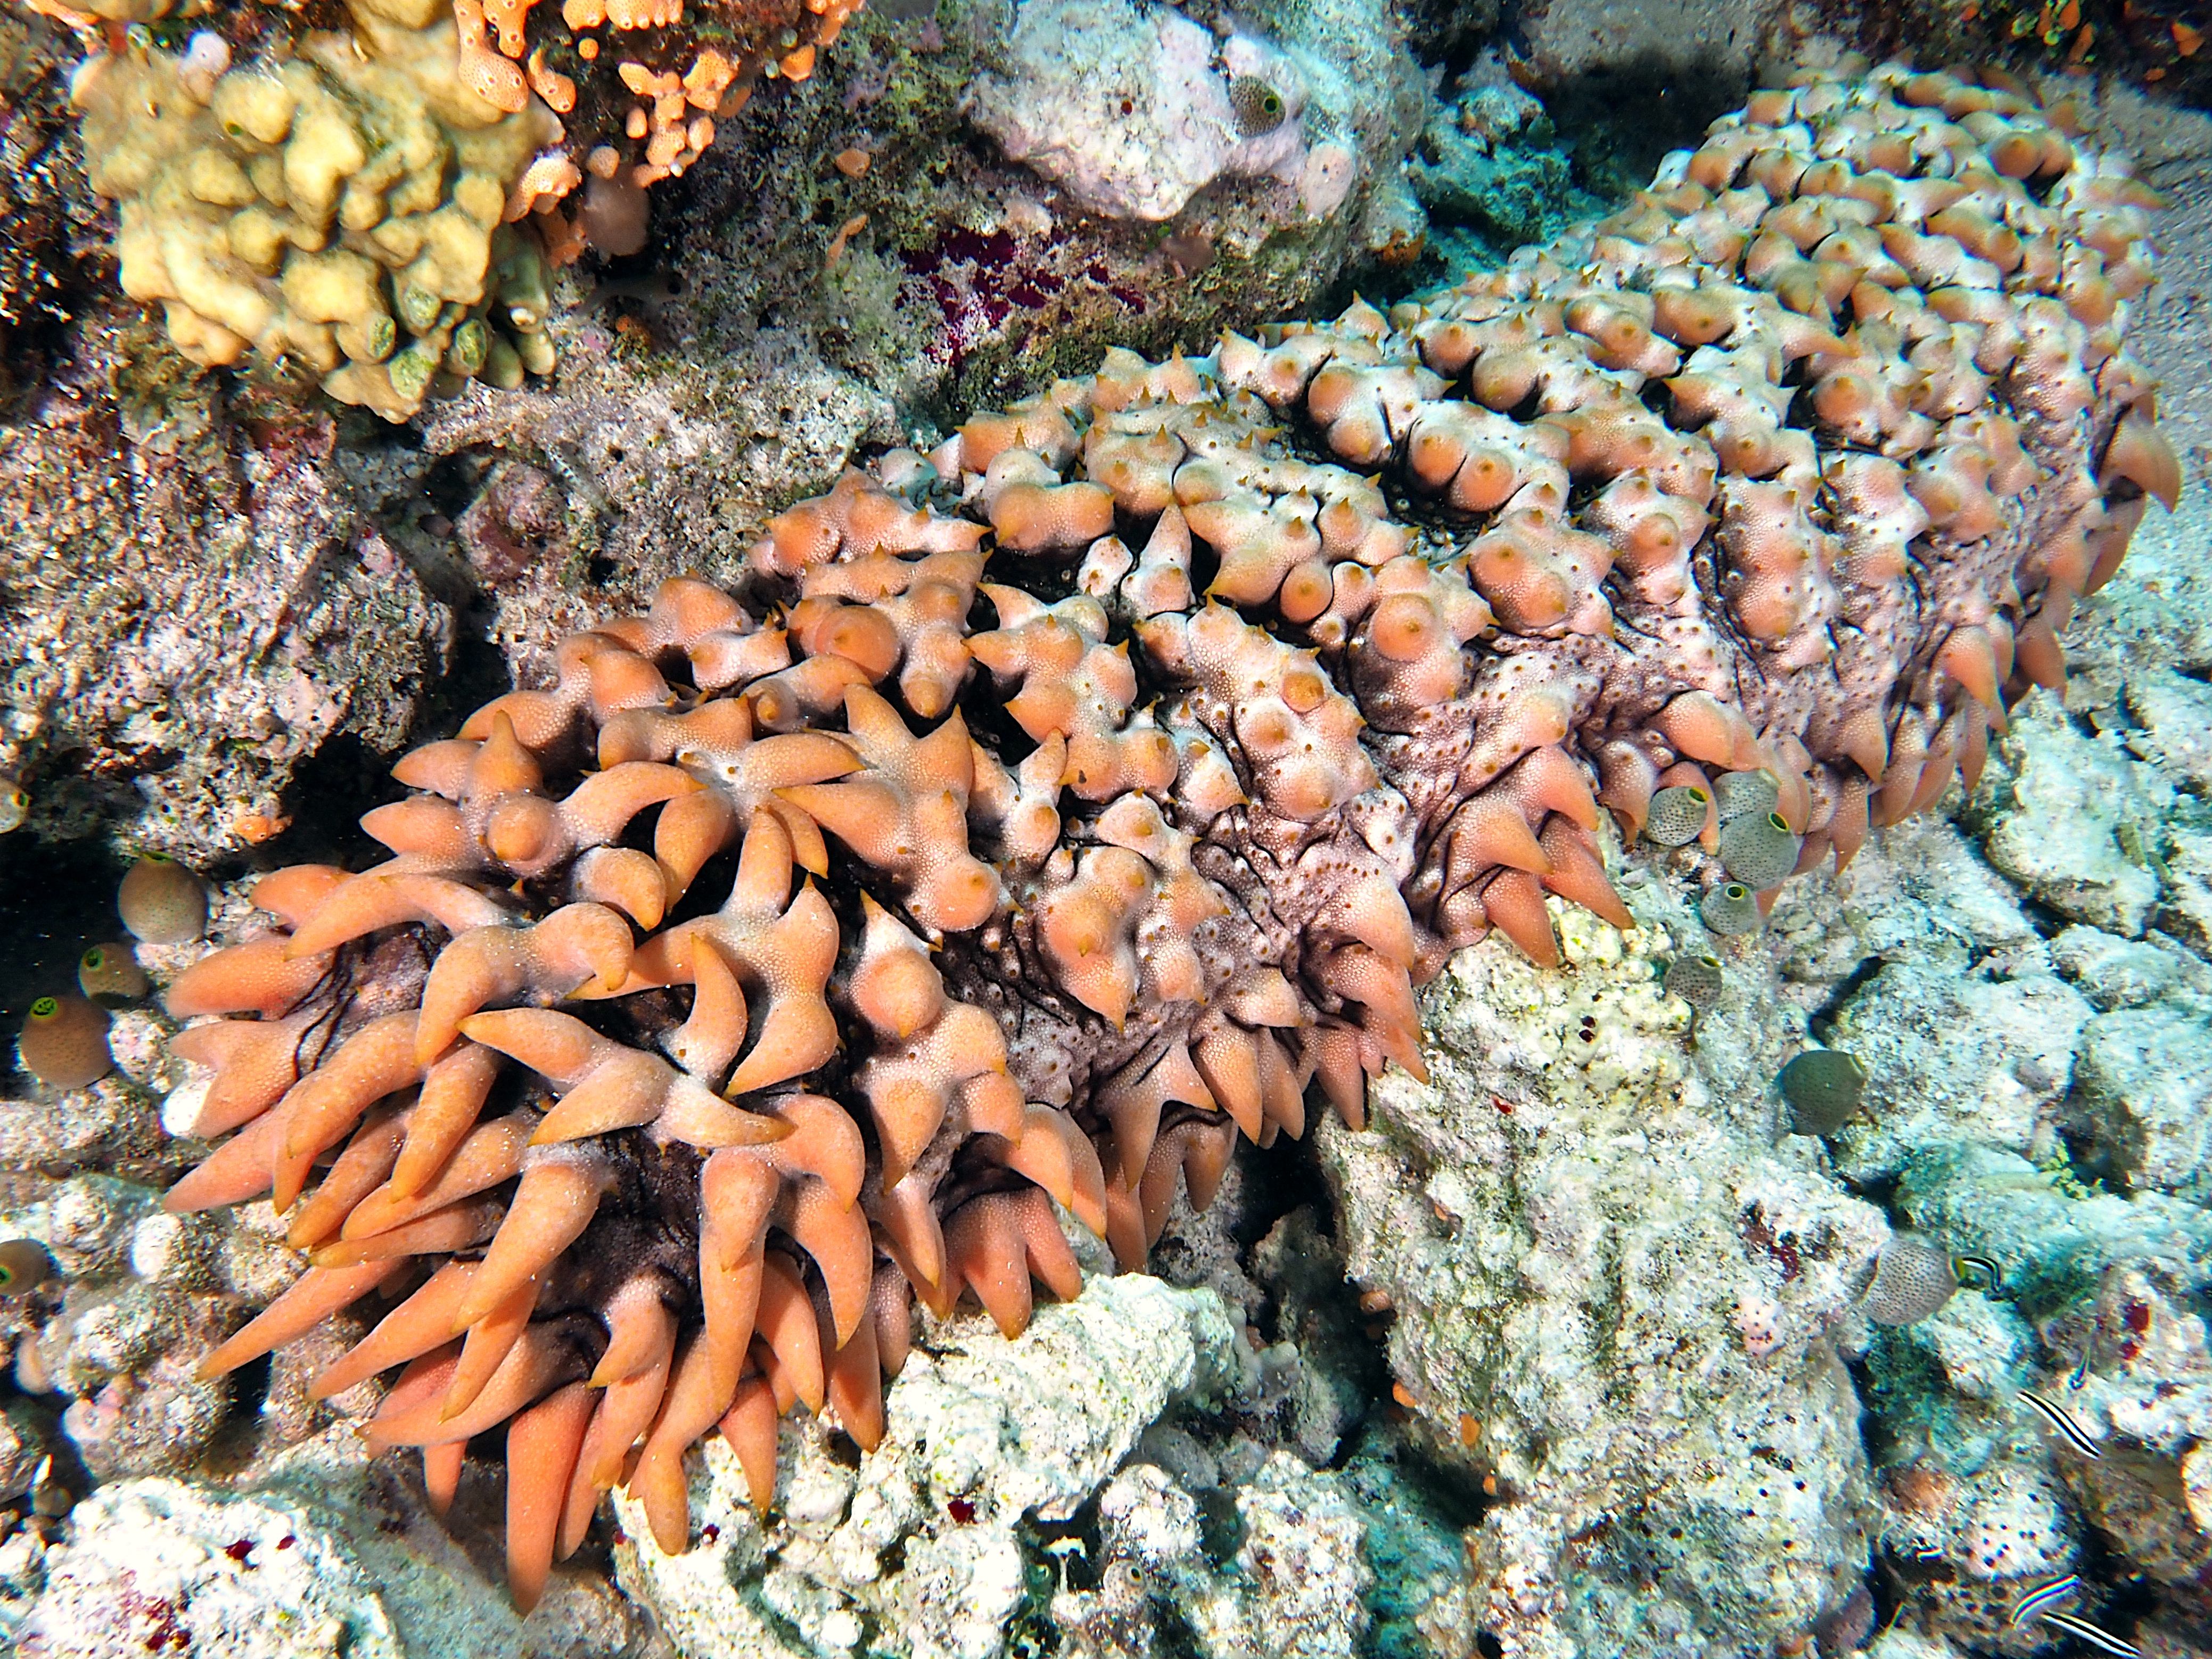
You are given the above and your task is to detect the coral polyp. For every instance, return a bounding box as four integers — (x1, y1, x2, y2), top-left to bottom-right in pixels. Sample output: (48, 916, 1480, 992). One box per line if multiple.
(158, 58, 2173, 1603)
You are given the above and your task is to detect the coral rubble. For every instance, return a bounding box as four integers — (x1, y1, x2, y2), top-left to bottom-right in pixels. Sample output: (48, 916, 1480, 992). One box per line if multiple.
(143, 55, 2181, 1611)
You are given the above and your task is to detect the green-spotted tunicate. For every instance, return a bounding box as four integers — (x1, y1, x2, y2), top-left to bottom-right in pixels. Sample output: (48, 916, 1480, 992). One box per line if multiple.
(1720, 809, 1802, 889)
(1663, 953, 1724, 1009)
(1700, 880, 1761, 934)
(1644, 785, 1711, 847)
(1229, 75, 1289, 137)
(1778, 1048, 1866, 1134)
(1711, 768, 1780, 824)
(1865, 1234, 1958, 1325)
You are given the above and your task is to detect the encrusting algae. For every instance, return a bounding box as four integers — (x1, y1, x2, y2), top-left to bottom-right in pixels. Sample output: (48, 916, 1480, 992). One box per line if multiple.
(136, 58, 2179, 1607)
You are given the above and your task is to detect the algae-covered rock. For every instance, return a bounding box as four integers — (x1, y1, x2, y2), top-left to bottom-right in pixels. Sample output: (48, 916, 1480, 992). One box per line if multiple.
(1823, 962, 2089, 1185)
(612, 1273, 1240, 1659)
(1320, 894, 1887, 1659)
(2071, 1004, 2212, 1199)
(15, 1432, 648, 1659)
(1984, 697, 2167, 938)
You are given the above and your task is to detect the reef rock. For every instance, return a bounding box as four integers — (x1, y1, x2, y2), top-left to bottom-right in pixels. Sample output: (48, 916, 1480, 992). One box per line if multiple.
(611, 1274, 1239, 1659)
(1320, 899, 1888, 1659)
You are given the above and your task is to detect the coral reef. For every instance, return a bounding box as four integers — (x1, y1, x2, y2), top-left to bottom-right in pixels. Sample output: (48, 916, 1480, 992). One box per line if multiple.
(121, 54, 2184, 1626)
(70, 2, 562, 421)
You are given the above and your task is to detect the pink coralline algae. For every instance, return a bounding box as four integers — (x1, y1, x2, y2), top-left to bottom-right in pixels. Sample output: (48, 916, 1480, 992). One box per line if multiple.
(158, 59, 2176, 1605)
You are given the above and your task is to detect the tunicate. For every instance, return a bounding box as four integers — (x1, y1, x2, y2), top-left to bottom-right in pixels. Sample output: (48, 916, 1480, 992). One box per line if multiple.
(118, 852, 207, 945)
(78, 944, 151, 1004)
(1645, 785, 1710, 847)
(1699, 881, 1761, 934)
(1720, 809, 1801, 889)
(1663, 954, 1724, 1009)
(18, 994, 114, 1089)
(1711, 768, 1780, 824)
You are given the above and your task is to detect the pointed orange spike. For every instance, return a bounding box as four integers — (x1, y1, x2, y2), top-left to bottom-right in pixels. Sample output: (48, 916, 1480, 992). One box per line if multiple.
(506, 1381, 596, 1613)
(824, 1314, 885, 1452)
(875, 1172, 945, 1293)
(1100, 1042, 1214, 1187)
(163, 937, 331, 1021)
(997, 1105, 1109, 1239)
(1446, 793, 1552, 876)
(753, 1255, 826, 1414)
(531, 1051, 670, 1145)
(869, 1264, 914, 1378)
(347, 1116, 531, 1240)
(1322, 947, 1427, 1082)
(422, 1440, 466, 1519)
(1936, 626, 1999, 708)
(165, 1108, 286, 1213)
(783, 1182, 872, 1348)
(1480, 869, 1560, 966)
(627, 1335, 740, 1555)
(366, 1323, 574, 1450)
(945, 1195, 1033, 1338)
(1192, 1024, 1264, 1140)
(390, 1042, 503, 1200)
(307, 1198, 505, 1268)
(275, 1013, 424, 1208)
(717, 1375, 783, 1510)
(1537, 819, 1634, 931)
(360, 796, 478, 867)
(668, 938, 747, 1082)
(570, 847, 667, 930)
(196, 1260, 405, 1380)
(443, 1275, 540, 1419)
(728, 807, 800, 912)
(591, 1278, 678, 1389)
(470, 710, 546, 798)
(564, 1334, 676, 1549)
(392, 738, 480, 799)
(450, 1158, 611, 1329)
(1101, 1175, 1147, 1271)
(558, 763, 702, 848)
(1010, 1185, 1084, 1303)
(654, 789, 741, 909)
(250, 865, 353, 928)
(283, 874, 511, 960)
(286, 1108, 411, 1249)
(456, 1008, 612, 1086)
(185, 1011, 317, 1138)
(763, 1094, 866, 1209)
(1259, 1030, 1313, 1134)
(725, 969, 840, 1099)
(308, 1262, 480, 1401)
(1511, 744, 1600, 832)
(1836, 708, 1889, 782)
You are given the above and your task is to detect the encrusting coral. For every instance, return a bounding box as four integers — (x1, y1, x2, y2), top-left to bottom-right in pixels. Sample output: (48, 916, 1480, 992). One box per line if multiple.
(54, 0, 862, 417)
(154, 59, 2176, 1607)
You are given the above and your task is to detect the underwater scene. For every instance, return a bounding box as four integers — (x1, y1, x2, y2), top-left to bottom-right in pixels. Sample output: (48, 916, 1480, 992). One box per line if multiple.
(3, 0, 2212, 1653)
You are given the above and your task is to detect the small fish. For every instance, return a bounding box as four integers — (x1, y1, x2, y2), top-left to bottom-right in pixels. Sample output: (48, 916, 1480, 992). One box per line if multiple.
(2009, 1573, 2083, 1624)
(1908, 1543, 1947, 1562)
(1954, 1253, 2000, 1288)
(2035, 1610, 2139, 1658)
(2019, 1387, 2103, 1459)
(582, 270, 687, 314)
(0, 1238, 54, 1294)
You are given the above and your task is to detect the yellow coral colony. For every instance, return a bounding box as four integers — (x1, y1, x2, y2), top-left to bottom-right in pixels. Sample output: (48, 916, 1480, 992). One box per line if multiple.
(70, 0, 561, 419)
(58, 0, 867, 416)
